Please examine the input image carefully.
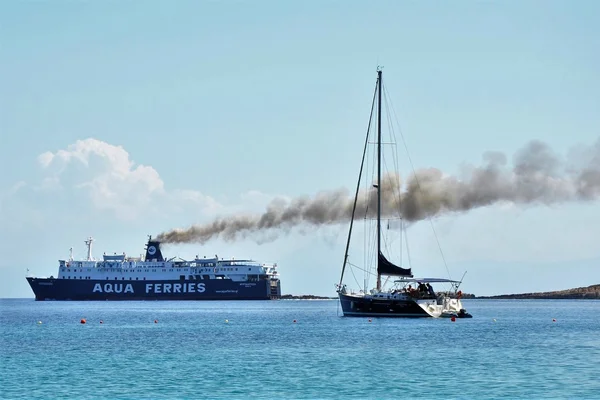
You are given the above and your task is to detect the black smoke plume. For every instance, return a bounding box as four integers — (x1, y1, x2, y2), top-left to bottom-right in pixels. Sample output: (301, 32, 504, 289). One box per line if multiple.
(157, 139, 600, 244)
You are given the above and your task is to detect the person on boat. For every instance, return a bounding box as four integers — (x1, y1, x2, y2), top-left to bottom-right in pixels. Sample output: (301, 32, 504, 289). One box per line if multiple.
(426, 283, 435, 297)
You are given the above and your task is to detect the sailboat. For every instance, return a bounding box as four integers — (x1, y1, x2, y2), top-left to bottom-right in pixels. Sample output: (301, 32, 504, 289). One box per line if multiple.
(336, 68, 472, 318)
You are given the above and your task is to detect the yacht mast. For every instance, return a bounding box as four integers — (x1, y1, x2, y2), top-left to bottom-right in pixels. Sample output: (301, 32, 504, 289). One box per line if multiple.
(338, 73, 378, 289)
(376, 68, 382, 292)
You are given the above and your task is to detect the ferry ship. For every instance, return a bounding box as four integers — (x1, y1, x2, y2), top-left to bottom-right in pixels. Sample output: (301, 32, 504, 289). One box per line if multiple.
(26, 236, 281, 301)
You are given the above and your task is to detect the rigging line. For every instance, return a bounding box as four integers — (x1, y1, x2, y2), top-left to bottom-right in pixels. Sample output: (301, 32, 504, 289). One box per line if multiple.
(382, 91, 404, 230)
(400, 217, 403, 266)
(381, 155, 402, 226)
(383, 85, 452, 281)
(383, 90, 405, 226)
(366, 110, 378, 289)
(368, 212, 379, 288)
(381, 155, 404, 263)
(364, 215, 368, 290)
(339, 79, 378, 288)
(365, 215, 374, 288)
(347, 261, 379, 277)
(348, 258, 362, 289)
(404, 221, 413, 270)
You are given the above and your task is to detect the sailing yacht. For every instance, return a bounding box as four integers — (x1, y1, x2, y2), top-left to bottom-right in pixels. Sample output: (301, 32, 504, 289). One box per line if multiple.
(336, 68, 472, 318)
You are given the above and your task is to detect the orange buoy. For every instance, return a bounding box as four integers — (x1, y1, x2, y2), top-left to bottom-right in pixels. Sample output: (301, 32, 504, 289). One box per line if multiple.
(80, 319, 86, 324)
(451, 316, 456, 322)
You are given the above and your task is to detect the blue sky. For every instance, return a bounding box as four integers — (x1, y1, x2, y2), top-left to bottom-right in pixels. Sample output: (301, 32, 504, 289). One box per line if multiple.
(1, 0, 599, 298)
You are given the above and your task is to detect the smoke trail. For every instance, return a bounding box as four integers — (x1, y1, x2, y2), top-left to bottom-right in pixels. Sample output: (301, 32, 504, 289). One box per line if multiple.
(156, 139, 600, 244)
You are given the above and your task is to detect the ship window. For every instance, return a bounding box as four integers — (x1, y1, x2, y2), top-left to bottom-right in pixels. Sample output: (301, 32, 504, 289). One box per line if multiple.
(122, 277, 125, 280)
(235, 268, 238, 271)
(163, 269, 166, 272)
(106, 277, 109, 280)
(152, 269, 156, 272)
(129, 277, 132, 280)
(143, 277, 146, 280)
(249, 268, 251, 271)
(115, 277, 117, 280)
(136, 277, 138, 280)
(170, 269, 173, 272)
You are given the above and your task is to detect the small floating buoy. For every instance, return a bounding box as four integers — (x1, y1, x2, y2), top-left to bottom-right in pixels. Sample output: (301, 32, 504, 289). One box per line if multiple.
(154, 319, 158, 324)
(100, 320, 104, 324)
(37, 321, 42, 325)
(225, 319, 229, 323)
(552, 318, 556, 322)
(450, 316, 456, 322)
(493, 318, 497, 322)
(293, 319, 297, 323)
(80, 319, 86, 324)
(368, 319, 372, 323)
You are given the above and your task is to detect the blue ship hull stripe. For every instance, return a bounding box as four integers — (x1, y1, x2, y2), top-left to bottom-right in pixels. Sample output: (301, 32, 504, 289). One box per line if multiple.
(27, 277, 281, 301)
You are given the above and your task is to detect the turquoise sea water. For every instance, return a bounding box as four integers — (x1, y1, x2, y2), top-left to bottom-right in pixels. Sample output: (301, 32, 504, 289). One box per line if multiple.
(1, 299, 599, 399)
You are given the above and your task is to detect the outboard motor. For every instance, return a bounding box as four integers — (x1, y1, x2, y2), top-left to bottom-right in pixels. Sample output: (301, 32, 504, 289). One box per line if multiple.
(145, 238, 164, 262)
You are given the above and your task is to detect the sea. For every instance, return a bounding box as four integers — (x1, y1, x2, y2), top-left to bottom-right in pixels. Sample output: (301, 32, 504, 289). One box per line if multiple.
(1, 298, 599, 400)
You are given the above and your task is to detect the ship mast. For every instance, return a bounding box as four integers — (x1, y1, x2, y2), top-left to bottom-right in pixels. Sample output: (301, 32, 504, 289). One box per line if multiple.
(85, 237, 94, 261)
(376, 68, 382, 292)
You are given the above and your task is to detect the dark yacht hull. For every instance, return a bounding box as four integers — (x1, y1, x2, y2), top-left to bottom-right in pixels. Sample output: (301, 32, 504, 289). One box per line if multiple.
(338, 292, 432, 317)
(27, 277, 281, 301)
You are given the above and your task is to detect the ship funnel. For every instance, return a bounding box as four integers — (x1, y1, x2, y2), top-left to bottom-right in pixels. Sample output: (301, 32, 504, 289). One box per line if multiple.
(144, 238, 164, 262)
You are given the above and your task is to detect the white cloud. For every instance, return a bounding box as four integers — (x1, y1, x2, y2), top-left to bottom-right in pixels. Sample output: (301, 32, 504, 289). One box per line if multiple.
(2, 138, 284, 223)
(37, 152, 54, 168)
(34, 138, 166, 219)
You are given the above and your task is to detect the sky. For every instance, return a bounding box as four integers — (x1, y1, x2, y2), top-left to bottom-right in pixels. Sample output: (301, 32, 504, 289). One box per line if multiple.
(1, 0, 599, 298)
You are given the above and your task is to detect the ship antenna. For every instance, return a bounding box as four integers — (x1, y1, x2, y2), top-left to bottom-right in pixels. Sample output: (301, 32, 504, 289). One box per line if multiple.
(69, 247, 74, 261)
(85, 236, 94, 261)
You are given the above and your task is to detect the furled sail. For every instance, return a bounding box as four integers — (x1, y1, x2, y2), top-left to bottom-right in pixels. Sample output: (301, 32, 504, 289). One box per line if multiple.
(377, 252, 412, 277)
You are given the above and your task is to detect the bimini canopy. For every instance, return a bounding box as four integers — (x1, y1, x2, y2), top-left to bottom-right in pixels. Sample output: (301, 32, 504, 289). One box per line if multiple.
(393, 277, 461, 284)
